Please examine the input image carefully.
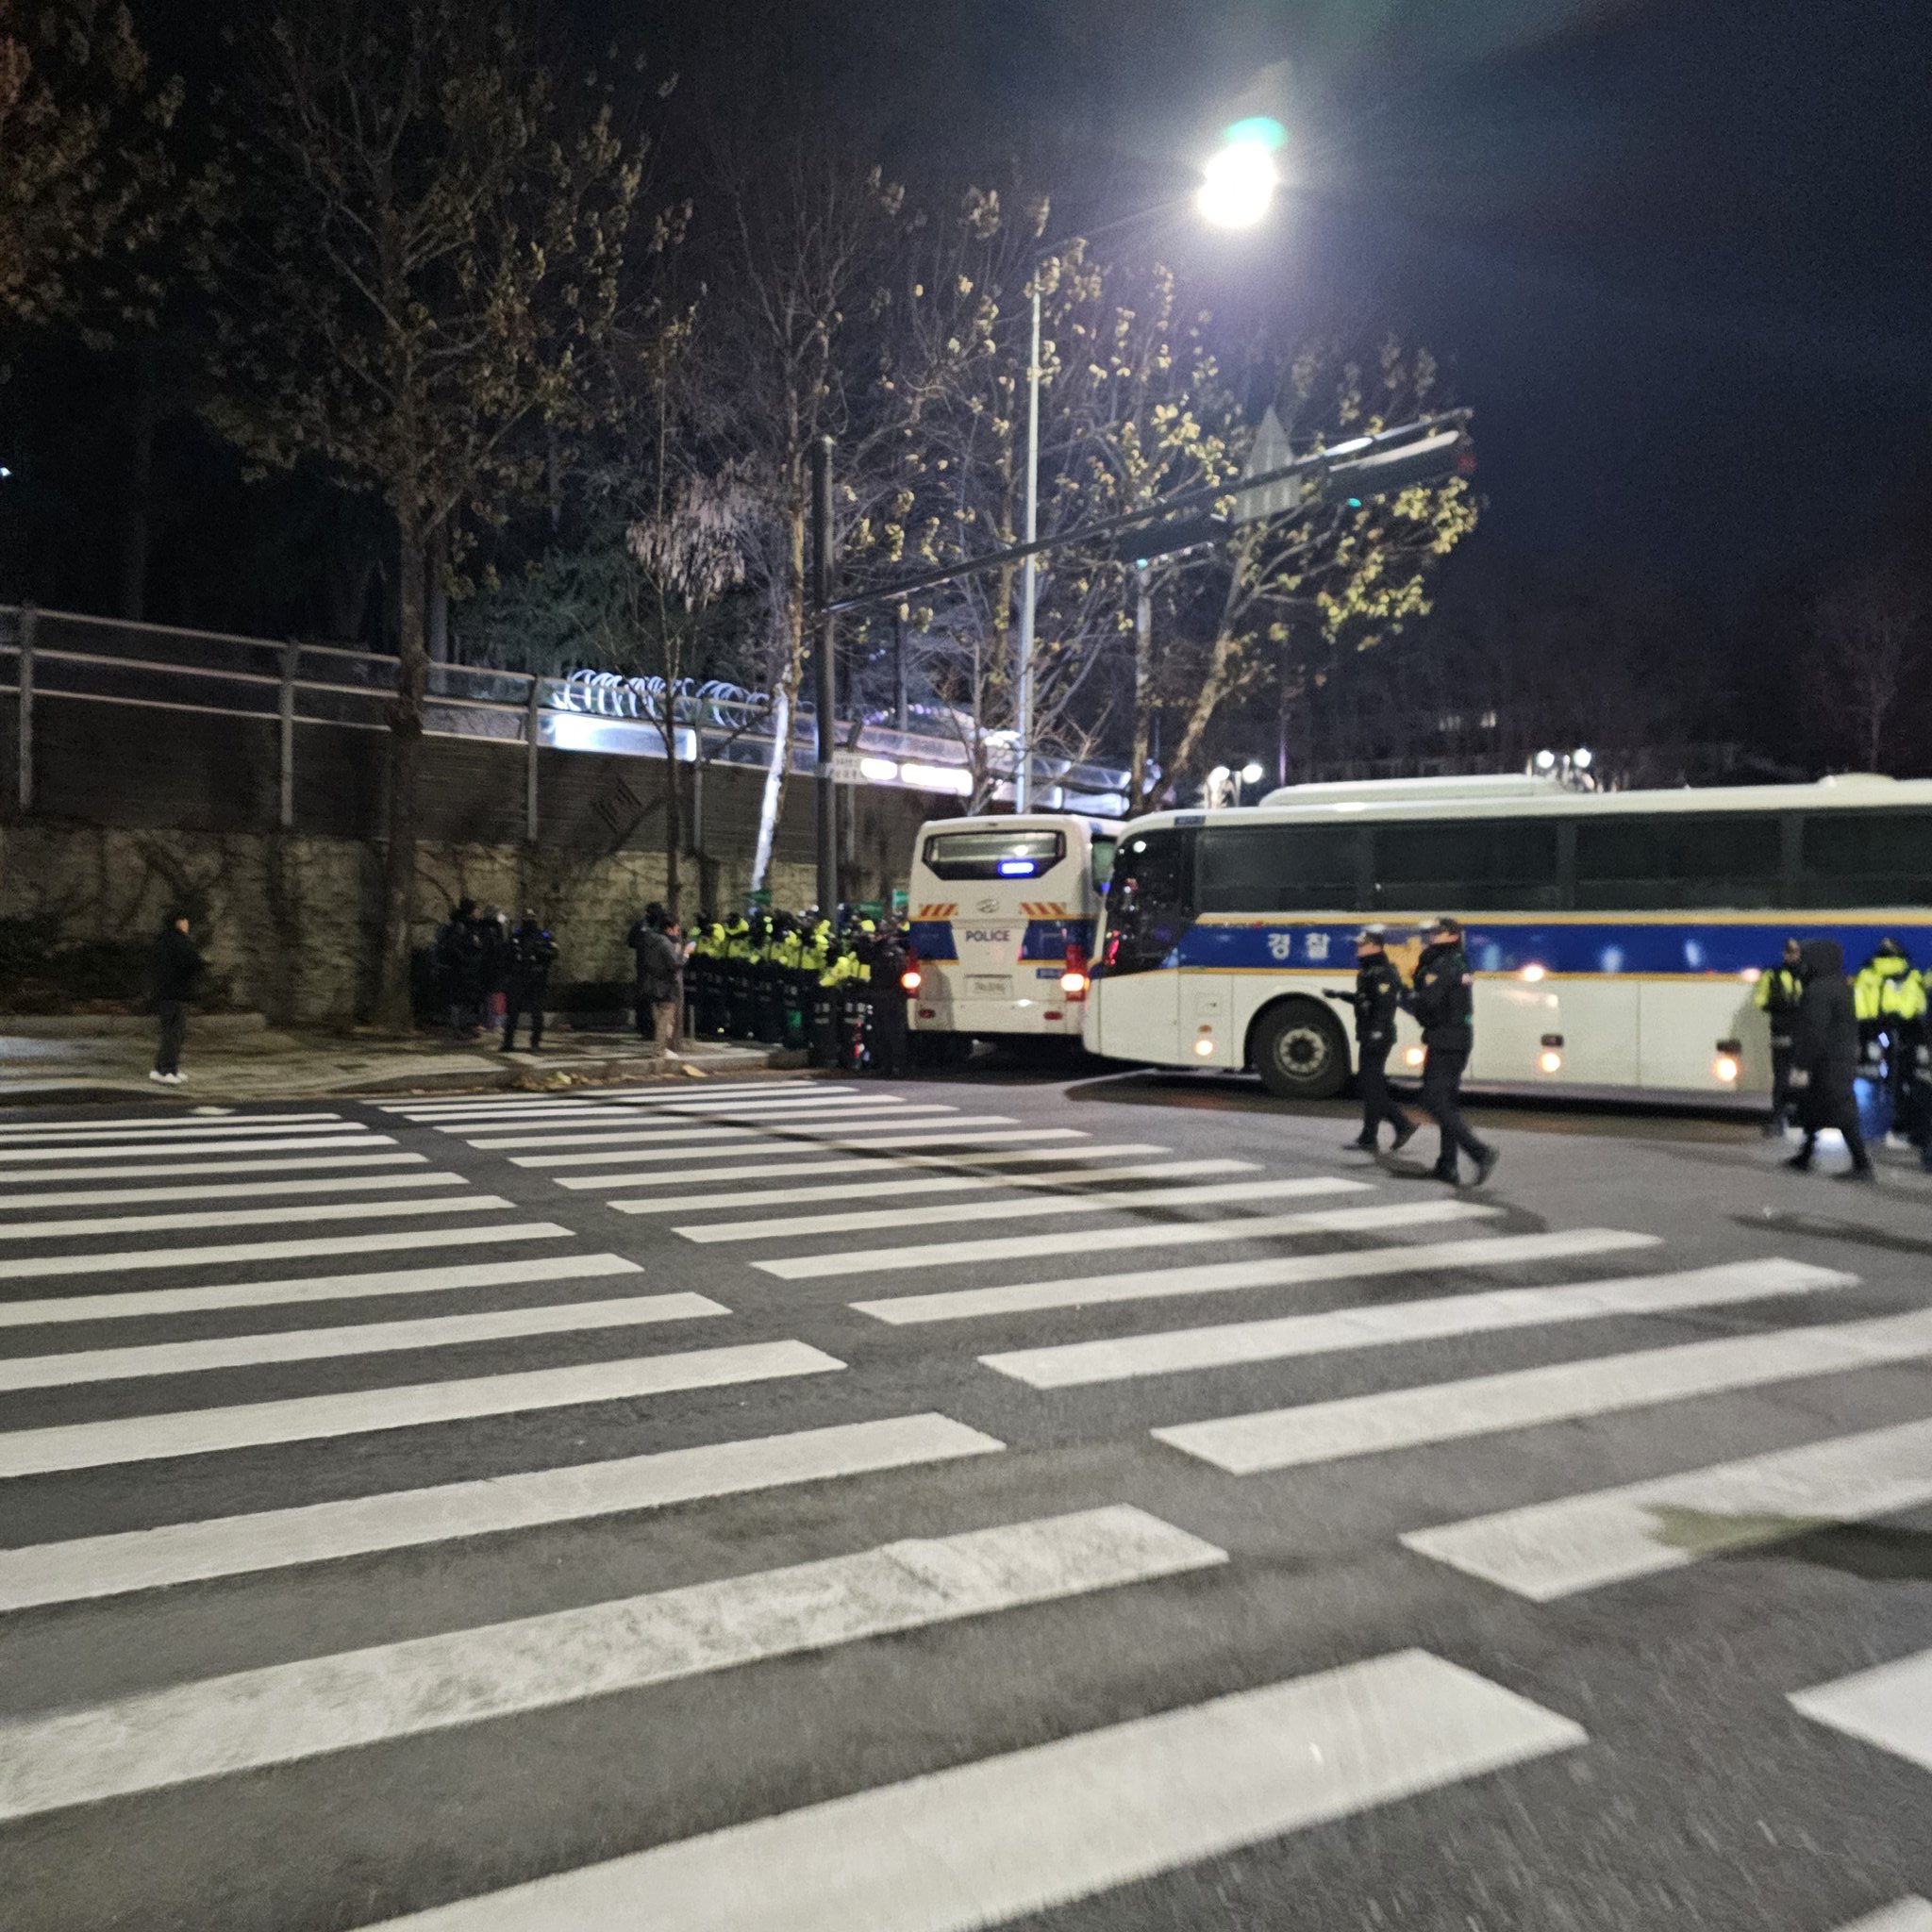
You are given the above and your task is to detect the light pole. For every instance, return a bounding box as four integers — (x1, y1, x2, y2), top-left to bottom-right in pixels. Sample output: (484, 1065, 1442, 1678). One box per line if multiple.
(1011, 121, 1283, 812)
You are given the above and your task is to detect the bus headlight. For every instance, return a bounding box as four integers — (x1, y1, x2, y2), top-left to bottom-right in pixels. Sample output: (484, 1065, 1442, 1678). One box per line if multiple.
(1193, 1037, 1216, 1058)
(1538, 1049, 1563, 1074)
(1713, 1054, 1740, 1084)
(1404, 1045, 1426, 1069)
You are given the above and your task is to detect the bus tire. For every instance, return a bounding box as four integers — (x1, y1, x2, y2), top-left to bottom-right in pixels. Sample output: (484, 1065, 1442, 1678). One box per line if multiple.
(1251, 1000, 1351, 1101)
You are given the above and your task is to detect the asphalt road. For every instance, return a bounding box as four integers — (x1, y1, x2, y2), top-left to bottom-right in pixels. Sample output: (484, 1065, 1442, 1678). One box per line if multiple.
(0, 1065, 1927, 1931)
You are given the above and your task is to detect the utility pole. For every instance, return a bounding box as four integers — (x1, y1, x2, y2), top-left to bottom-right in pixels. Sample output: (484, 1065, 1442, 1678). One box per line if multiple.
(892, 602, 909, 734)
(811, 437, 839, 913)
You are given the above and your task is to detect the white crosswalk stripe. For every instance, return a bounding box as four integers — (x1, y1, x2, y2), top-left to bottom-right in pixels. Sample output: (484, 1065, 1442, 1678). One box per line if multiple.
(359, 1650, 1585, 1932)
(468, 1106, 963, 1150)
(0, 1131, 397, 1165)
(0, 1120, 372, 1147)
(508, 1121, 1050, 1167)
(0, 1192, 516, 1243)
(0, 1219, 572, 1281)
(755, 1181, 1377, 1278)
(1401, 1415, 1932, 1599)
(856, 1224, 1644, 1324)
(0, 1110, 346, 1139)
(1824, 1902, 1932, 1932)
(0, 1252, 642, 1327)
(560, 1142, 1172, 1192)
(1790, 1648, 1932, 1774)
(8, 1149, 428, 1184)
(0, 1413, 1005, 1612)
(985, 1257, 1849, 1390)
(615, 1158, 1251, 1215)
(0, 1169, 470, 1211)
(1155, 1303, 1932, 1475)
(677, 1175, 1325, 1243)
(419, 1095, 884, 1129)
(0, 1292, 728, 1392)
(0, 1506, 1223, 1822)
(0, 1338, 843, 1478)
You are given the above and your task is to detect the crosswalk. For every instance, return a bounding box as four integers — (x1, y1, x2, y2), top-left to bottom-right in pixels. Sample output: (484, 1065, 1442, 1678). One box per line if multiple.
(1, 1083, 1924, 1931)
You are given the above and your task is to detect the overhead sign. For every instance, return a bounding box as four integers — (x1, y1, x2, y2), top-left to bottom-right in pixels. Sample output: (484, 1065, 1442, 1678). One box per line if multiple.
(1234, 406, 1303, 525)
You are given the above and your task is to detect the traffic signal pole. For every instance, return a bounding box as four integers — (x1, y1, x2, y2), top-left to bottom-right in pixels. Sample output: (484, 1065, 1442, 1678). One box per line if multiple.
(811, 436, 839, 916)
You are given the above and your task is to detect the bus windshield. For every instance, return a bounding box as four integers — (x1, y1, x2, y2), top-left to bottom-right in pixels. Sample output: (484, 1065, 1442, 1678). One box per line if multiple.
(921, 828, 1067, 881)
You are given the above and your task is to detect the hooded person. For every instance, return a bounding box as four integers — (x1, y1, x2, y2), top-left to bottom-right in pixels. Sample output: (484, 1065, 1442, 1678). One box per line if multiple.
(1787, 937, 1873, 1179)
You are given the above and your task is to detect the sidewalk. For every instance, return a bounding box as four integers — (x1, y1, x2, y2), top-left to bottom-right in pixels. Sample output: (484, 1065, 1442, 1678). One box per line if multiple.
(0, 1020, 783, 1105)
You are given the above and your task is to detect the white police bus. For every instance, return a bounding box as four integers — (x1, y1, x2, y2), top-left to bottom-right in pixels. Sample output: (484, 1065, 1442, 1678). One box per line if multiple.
(1087, 773, 1932, 1101)
(907, 813, 1119, 1049)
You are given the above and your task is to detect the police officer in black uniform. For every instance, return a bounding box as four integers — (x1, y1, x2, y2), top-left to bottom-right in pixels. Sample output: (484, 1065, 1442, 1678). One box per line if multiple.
(867, 919, 914, 1076)
(501, 909, 558, 1053)
(1404, 915, 1499, 1186)
(1329, 924, 1417, 1153)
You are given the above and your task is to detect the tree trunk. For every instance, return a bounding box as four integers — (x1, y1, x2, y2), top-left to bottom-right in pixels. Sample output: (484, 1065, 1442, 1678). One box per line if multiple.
(1162, 625, 1242, 808)
(373, 505, 429, 1027)
(663, 703, 685, 921)
(1127, 563, 1155, 814)
(119, 341, 158, 623)
(749, 498, 809, 894)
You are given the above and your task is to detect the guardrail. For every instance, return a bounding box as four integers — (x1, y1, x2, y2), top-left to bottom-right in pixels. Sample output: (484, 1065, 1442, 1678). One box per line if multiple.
(0, 606, 1130, 833)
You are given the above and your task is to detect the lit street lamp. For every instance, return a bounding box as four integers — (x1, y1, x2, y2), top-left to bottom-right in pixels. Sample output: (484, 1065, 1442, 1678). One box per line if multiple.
(1013, 119, 1283, 811)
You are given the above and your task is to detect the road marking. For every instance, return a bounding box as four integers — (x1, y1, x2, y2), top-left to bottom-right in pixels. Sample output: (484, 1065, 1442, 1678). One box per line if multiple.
(1155, 1303, 1932, 1475)
(1825, 1903, 1932, 1932)
(9, 1151, 428, 1185)
(984, 1255, 1838, 1388)
(414, 1096, 879, 1127)
(0, 1413, 1004, 1611)
(0, 1505, 1221, 1820)
(468, 1108, 960, 1151)
(0, 1193, 514, 1243)
(0, 1133, 399, 1167)
(1790, 1649, 1932, 1774)
(0, 1253, 641, 1328)
(756, 1181, 1376, 1279)
(0, 1220, 571, 1282)
(0, 1339, 842, 1479)
(357, 1650, 1584, 1932)
(681, 1176, 1324, 1244)
(378, 1084, 810, 1113)
(0, 1171, 472, 1211)
(0, 1112, 346, 1139)
(509, 1122, 1045, 1168)
(0, 1294, 728, 1392)
(1401, 1414, 1932, 1600)
(561, 1144, 1172, 1191)
(858, 1223, 1641, 1324)
(0, 1121, 370, 1148)
(618, 1160, 1251, 1215)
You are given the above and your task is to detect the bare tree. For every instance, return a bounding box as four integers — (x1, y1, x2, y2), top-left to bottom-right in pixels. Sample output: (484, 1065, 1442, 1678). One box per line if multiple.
(203, 0, 647, 1022)
(1809, 563, 1925, 772)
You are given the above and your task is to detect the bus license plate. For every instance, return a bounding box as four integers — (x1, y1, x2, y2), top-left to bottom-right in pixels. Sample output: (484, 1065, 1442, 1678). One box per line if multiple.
(968, 974, 1011, 998)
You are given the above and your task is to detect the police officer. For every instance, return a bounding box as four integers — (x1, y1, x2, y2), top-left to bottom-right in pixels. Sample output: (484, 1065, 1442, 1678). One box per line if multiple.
(809, 921, 849, 1069)
(838, 914, 878, 1070)
(722, 912, 755, 1038)
(501, 909, 558, 1053)
(1404, 915, 1499, 1187)
(1328, 924, 1416, 1153)
(867, 918, 914, 1076)
(1754, 937, 1806, 1136)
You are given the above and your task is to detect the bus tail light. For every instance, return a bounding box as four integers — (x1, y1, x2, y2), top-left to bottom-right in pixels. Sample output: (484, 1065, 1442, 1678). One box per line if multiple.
(1060, 942, 1089, 1000)
(900, 968, 922, 991)
(1713, 1039, 1741, 1084)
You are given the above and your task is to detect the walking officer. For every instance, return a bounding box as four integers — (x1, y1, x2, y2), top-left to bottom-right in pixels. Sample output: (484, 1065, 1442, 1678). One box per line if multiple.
(1403, 915, 1499, 1187)
(1754, 937, 1805, 1135)
(1328, 924, 1416, 1153)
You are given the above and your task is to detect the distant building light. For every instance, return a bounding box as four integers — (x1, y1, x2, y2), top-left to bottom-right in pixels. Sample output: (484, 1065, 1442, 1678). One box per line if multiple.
(858, 756, 899, 782)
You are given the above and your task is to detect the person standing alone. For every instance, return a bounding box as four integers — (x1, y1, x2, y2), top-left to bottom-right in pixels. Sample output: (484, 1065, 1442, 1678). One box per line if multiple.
(1754, 937, 1805, 1135)
(501, 910, 557, 1053)
(1405, 916, 1499, 1187)
(1330, 925, 1417, 1153)
(637, 910, 685, 1055)
(148, 910, 205, 1085)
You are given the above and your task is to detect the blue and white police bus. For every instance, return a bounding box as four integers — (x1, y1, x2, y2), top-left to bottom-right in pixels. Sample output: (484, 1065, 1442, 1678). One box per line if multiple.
(1086, 773, 1932, 1101)
(906, 813, 1119, 1049)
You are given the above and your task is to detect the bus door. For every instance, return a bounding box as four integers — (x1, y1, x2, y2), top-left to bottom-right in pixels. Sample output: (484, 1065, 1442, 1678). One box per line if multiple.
(1091, 828, 1193, 1057)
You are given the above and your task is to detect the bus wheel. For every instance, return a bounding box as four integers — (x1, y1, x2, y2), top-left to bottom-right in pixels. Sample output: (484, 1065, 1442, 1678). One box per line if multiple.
(1252, 1001, 1350, 1101)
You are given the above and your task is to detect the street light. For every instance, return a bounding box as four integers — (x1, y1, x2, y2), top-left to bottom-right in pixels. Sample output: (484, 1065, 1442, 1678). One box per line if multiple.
(1013, 121, 1282, 812)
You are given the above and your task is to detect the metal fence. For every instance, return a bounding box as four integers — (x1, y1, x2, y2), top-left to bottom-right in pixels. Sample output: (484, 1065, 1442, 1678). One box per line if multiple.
(0, 607, 1129, 834)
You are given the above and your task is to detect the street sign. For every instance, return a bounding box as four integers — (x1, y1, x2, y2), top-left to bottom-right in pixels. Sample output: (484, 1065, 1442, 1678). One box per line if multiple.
(1234, 406, 1302, 525)
(831, 750, 871, 784)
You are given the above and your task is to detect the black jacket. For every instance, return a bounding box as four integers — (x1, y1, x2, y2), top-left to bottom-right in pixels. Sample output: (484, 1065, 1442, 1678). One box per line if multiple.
(1406, 940, 1474, 1052)
(636, 925, 682, 1001)
(1790, 938, 1858, 1101)
(149, 926, 205, 1005)
(508, 922, 558, 989)
(1349, 955, 1405, 1044)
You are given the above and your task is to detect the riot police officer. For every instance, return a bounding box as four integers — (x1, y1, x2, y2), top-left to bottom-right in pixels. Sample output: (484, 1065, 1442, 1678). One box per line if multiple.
(502, 910, 558, 1053)
(1754, 938, 1805, 1135)
(1328, 924, 1416, 1153)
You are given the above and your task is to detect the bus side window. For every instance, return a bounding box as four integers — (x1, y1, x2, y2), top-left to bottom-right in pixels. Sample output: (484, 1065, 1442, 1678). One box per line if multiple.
(1091, 835, 1118, 894)
(1103, 831, 1192, 974)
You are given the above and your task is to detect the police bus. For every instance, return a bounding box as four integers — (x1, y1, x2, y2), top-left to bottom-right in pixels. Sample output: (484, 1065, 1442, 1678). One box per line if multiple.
(907, 813, 1119, 1050)
(1086, 773, 1932, 1102)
